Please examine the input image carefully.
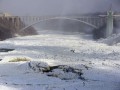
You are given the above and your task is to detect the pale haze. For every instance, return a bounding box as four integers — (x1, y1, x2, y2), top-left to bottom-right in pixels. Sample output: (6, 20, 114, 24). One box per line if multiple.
(0, 0, 119, 16)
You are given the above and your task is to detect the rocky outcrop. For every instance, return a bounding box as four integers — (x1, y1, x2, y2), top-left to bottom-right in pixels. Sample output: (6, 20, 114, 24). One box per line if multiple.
(18, 26, 38, 36)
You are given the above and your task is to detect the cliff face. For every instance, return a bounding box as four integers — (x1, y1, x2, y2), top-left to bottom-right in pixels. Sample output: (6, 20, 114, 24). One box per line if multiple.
(0, 16, 38, 40)
(0, 25, 13, 40)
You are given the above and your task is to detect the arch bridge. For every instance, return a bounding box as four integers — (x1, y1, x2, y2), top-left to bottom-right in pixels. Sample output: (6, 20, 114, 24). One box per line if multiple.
(0, 10, 119, 38)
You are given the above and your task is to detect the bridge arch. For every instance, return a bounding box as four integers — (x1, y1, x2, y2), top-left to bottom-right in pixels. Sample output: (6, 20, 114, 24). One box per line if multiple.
(20, 17, 98, 32)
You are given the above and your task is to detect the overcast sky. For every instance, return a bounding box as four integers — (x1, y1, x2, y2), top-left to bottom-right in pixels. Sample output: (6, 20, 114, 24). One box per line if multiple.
(0, 0, 120, 16)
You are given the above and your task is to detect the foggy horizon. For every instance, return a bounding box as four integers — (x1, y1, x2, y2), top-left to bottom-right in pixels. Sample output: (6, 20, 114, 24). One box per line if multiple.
(0, 0, 120, 16)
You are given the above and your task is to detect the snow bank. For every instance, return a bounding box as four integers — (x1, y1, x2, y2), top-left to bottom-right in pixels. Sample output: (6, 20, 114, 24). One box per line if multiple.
(0, 85, 20, 90)
(98, 33, 120, 45)
(0, 31, 120, 90)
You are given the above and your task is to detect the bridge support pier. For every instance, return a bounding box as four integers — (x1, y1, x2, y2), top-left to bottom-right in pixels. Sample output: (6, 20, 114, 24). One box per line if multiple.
(105, 10, 114, 38)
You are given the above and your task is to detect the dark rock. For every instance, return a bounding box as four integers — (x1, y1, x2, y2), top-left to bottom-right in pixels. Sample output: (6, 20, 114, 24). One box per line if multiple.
(28, 62, 85, 80)
(0, 48, 14, 52)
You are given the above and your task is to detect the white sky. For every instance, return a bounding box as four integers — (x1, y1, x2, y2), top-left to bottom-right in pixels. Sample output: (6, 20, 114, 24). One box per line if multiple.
(0, 0, 119, 16)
